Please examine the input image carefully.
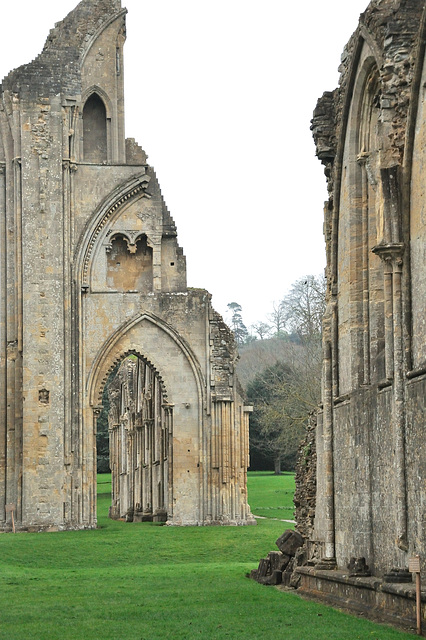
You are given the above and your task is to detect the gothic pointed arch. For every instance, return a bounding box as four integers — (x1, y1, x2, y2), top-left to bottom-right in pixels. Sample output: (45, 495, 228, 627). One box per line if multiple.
(0, 0, 254, 533)
(86, 312, 207, 526)
(87, 311, 205, 410)
(101, 353, 171, 523)
(82, 85, 114, 119)
(333, 40, 384, 393)
(83, 93, 108, 163)
(80, 6, 127, 67)
(310, 2, 426, 596)
(74, 173, 151, 288)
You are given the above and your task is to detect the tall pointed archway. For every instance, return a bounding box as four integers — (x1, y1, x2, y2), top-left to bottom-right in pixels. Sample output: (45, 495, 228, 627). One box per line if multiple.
(101, 354, 172, 523)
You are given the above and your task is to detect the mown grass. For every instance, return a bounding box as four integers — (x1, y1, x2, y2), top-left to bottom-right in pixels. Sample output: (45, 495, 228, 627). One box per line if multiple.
(0, 473, 415, 640)
(248, 471, 295, 523)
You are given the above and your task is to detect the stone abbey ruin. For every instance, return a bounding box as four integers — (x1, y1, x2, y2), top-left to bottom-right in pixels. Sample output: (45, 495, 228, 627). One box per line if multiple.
(294, 0, 426, 626)
(2, 0, 426, 629)
(0, 0, 255, 530)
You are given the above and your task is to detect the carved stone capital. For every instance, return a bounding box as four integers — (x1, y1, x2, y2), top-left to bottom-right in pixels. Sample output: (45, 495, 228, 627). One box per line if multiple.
(125, 230, 142, 253)
(372, 242, 404, 266)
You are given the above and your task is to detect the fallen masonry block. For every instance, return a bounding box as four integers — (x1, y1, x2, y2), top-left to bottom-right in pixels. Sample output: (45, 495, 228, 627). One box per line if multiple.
(251, 529, 304, 587)
(257, 557, 271, 578)
(275, 529, 304, 556)
(268, 551, 291, 573)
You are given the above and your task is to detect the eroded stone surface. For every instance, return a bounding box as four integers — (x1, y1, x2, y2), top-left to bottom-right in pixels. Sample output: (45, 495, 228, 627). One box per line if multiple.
(297, 0, 426, 626)
(0, 0, 255, 531)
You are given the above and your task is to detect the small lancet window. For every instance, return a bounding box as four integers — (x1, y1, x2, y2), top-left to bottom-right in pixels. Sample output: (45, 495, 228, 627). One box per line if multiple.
(83, 94, 107, 163)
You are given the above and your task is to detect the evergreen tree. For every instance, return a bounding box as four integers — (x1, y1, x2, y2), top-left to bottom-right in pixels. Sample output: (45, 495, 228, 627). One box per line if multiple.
(227, 302, 249, 345)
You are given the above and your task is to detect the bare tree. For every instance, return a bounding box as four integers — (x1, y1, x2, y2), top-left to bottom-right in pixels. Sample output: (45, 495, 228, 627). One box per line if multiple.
(268, 301, 287, 336)
(250, 321, 272, 340)
(281, 274, 326, 342)
(244, 274, 326, 472)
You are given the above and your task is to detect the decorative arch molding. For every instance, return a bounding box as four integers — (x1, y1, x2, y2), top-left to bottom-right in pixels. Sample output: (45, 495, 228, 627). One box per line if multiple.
(81, 85, 114, 119)
(331, 36, 382, 286)
(96, 348, 168, 405)
(87, 311, 206, 409)
(402, 4, 426, 175)
(80, 9, 127, 67)
(335, 36, 382, 194)
(358, 26, 384, 71)
(74, 173, 152, 286)
(106, 231, 153, 254)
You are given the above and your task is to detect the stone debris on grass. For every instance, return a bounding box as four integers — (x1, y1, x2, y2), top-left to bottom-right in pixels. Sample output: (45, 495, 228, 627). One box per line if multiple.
(250, 529, 304, 587)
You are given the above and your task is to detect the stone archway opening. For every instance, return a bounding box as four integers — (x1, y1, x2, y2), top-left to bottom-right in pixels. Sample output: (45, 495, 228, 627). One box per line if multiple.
(83, 93, 108, 163)
(96, 353, 172, 523)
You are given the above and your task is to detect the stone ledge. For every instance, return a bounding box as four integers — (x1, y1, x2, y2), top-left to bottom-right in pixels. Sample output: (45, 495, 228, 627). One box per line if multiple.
(297, 566, 382, 591)
(296, 567, 426, 634)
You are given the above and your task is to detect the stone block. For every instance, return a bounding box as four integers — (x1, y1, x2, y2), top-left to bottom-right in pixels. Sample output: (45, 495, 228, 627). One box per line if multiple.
(257, 557, 271, 577)
(268, 550, 291, 572)
(268, 570, 283, 586)
(275, 530, 304, 556)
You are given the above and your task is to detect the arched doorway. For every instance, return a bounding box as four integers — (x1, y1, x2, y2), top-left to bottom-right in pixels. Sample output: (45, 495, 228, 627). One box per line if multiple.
(96, 354, 172, 523)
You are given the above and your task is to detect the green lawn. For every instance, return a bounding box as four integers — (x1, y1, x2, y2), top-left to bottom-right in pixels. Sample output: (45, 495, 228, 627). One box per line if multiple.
(248, 471, 295, 523)
(0, 472, 415, 640)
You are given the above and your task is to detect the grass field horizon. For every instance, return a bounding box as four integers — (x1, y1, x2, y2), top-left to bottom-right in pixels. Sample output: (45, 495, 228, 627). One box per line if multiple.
(0, 472, 416, 639)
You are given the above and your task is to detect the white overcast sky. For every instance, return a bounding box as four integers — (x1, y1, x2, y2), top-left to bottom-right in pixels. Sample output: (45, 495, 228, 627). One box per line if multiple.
(1, 0, 369, 328)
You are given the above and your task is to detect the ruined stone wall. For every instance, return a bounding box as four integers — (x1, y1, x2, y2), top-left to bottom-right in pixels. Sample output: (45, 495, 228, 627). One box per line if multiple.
(410, 44, 426, 368)
(309, 0, 426, 581)
(294, 413, 316, 541)
(0, 0, 255, 531)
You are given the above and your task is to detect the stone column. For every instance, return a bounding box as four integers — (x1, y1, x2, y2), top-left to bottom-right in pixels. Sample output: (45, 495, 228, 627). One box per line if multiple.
(318, 300, 336, 565)
(92, 407, 102, 524)
(373, 242, 407, 551)
(13, 154, 23, 522)
(0, 162, 6, 522)
(164, 405, 174, 522)
(357, 154, 371, 385)
(392, 255, 407, 552)
(384, 258, 394, 381)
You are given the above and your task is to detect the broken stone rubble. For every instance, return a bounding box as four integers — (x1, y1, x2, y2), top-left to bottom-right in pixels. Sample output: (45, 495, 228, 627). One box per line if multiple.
(250, 529, 304, 587)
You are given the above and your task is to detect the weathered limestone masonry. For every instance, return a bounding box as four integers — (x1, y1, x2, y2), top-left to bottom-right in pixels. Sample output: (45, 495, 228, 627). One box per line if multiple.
(297, 0, 426, 626)
(0, 0, 255, 531)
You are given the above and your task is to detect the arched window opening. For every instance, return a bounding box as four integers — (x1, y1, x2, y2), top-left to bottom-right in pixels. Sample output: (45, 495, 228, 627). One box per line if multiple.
(96, 354, 171, 523)
(83, 93, 108, 163)
(106, 234, 153, 292)
(356, 66, 385, 383)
